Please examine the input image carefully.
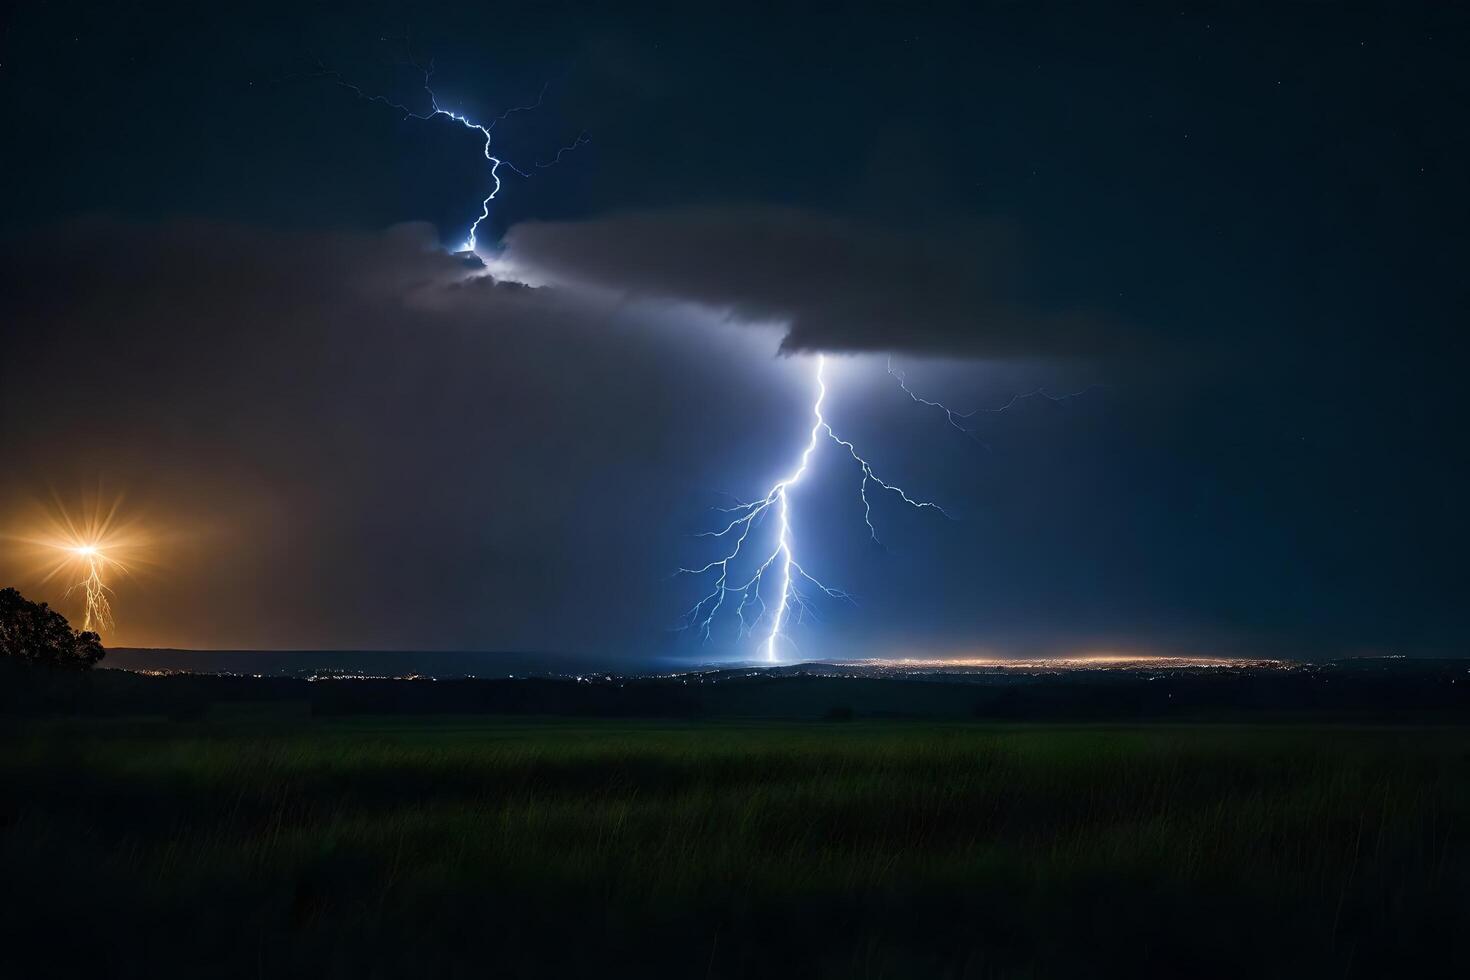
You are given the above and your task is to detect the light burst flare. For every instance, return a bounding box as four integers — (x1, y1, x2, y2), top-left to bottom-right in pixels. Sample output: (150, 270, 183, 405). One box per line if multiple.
(7, 494, 148, 636)
(679, 354, 948, 662)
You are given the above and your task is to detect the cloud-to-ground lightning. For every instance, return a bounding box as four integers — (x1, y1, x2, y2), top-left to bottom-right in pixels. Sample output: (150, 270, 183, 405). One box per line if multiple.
(66, 544, 117, 633)
(679, 355, 949, 662)
(312, 50, 1086, 666)
(8, 494, 147, 635)
(317, 56, 586, 252)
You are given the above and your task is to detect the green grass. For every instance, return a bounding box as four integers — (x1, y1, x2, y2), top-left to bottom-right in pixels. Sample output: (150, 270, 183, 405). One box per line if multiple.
(3, 718, 1468, 977)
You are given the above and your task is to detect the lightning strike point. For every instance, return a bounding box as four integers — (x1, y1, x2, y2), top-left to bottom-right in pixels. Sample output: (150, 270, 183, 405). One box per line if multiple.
(680, 354, 948, 663)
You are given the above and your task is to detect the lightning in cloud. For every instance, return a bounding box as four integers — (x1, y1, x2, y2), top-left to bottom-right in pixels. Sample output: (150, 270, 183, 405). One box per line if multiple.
(317, 57, 585, 253)
(679, 354, 948, 663)
(887, 357, 1098, 447)
(311, 48, 1085, 666)
(536, 132, 592, 169)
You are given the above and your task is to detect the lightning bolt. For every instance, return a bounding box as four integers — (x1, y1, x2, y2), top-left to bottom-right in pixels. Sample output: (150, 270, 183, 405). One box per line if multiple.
(887, 357, 1099, 447)
(317, 58, 586, 253)
(680, 354, 948, 662)
(68, 548, 115, 633)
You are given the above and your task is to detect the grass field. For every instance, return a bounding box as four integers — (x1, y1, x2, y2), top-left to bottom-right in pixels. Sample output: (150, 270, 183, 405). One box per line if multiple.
(2, 717, 1467, 977)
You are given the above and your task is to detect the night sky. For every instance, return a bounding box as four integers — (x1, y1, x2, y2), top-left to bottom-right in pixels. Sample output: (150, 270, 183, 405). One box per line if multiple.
(1, 2, 1465, 661)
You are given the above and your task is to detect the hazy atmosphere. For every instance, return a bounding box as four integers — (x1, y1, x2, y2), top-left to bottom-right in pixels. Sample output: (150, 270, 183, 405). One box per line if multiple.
(5, 2, 1464, 663)
(5, 5, 1470, 978)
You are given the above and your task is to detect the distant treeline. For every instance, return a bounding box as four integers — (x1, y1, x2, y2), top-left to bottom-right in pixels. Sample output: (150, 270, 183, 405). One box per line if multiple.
(3, 660, 1470, 723)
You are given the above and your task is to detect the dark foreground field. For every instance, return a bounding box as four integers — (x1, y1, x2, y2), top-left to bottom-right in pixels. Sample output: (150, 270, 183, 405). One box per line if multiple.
(3, 718, 1468, 978)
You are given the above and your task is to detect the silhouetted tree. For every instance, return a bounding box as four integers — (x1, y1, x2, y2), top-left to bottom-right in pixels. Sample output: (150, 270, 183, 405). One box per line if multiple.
(0, 587, 105, 670)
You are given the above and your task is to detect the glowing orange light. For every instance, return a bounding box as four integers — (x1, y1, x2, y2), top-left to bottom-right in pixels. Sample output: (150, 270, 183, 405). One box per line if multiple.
(844, 653, 1283, 670)
(5, 492, 151, 635)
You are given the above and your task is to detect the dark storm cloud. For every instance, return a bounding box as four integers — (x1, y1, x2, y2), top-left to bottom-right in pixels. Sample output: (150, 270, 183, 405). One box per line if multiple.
(3, 217, 1463, 660)
(0, 219, 791, 654)
(501, 207, 1136, 360)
